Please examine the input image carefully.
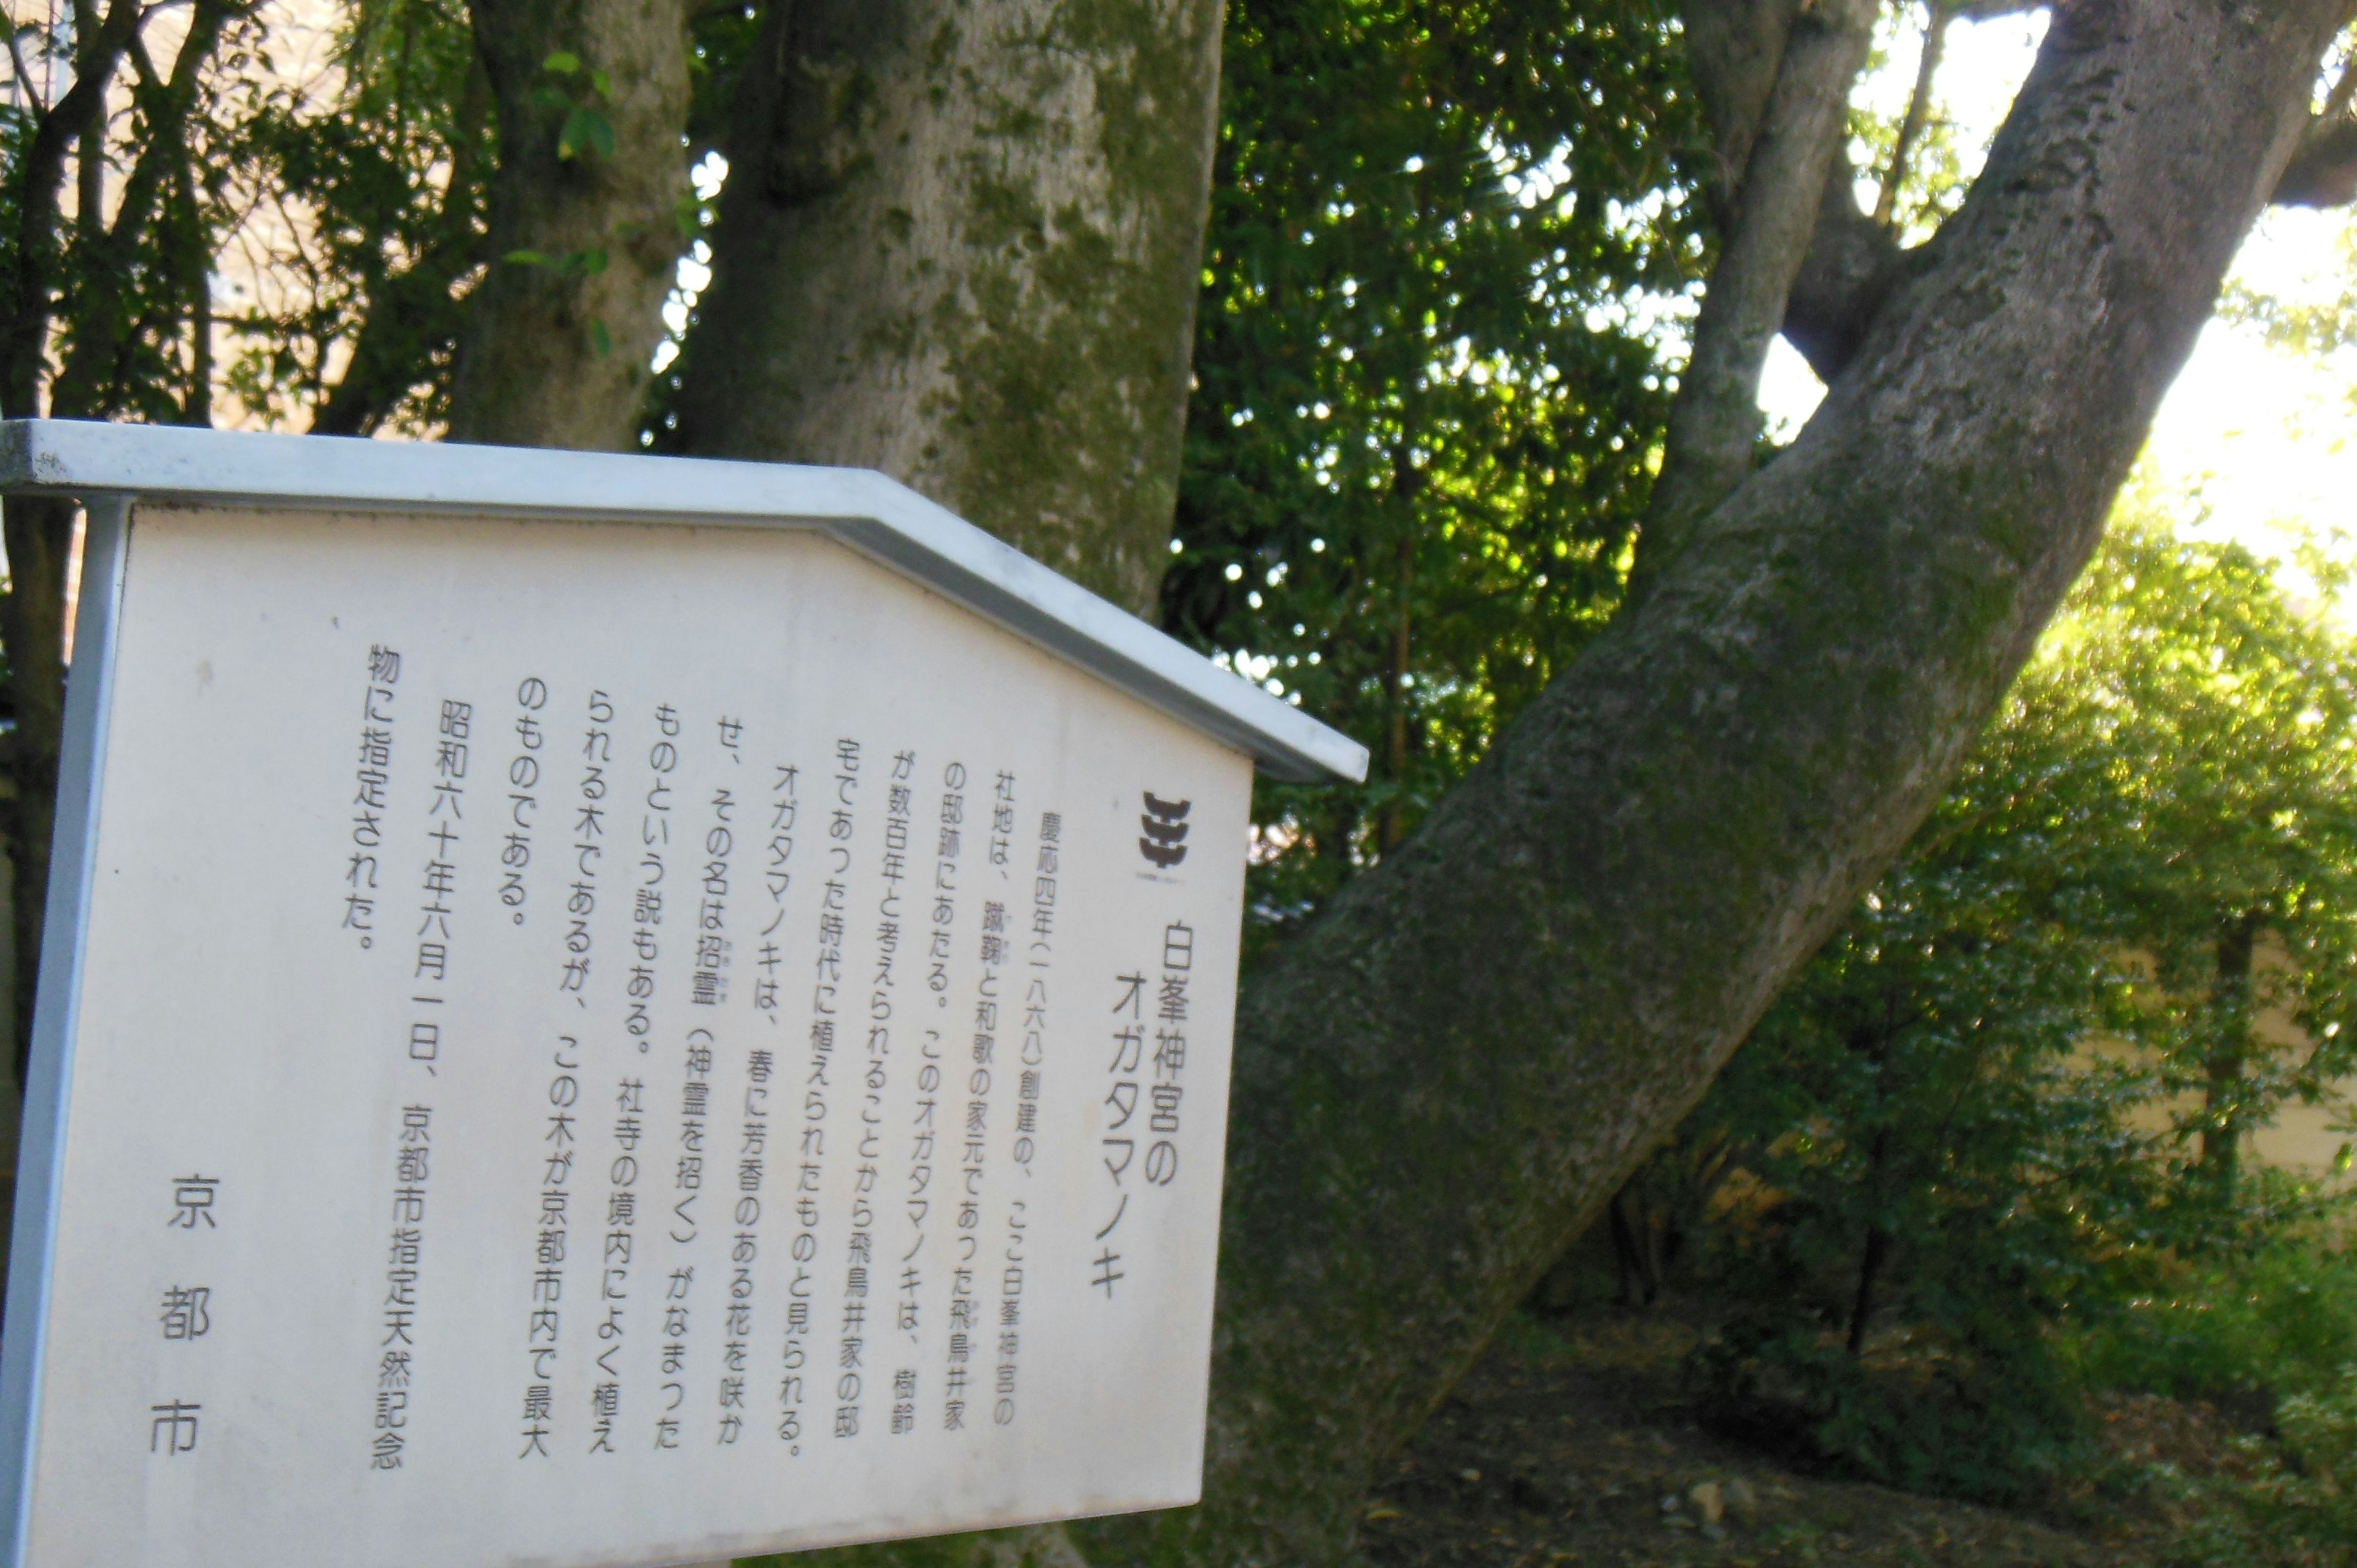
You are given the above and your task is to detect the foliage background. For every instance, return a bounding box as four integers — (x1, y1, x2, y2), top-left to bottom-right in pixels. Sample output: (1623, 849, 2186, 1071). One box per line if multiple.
(1158, 0, 1703, 950)
(1593, 514, 2357, 1506)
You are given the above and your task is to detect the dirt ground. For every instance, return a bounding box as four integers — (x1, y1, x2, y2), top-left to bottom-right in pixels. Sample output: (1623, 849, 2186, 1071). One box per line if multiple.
(1355, 1312, 2258, 1568)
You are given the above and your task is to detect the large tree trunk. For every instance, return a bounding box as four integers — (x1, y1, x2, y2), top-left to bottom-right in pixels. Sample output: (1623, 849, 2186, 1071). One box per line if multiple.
(669, 0, 1225, 617)
(444, 0, 691, 449)
(44, 0, 244, 422)
(765, 5, 2351, 1564)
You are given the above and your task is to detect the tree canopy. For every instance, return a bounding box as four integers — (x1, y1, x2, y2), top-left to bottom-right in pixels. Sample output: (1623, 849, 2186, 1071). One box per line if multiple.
(1165, 0, 1698, 935)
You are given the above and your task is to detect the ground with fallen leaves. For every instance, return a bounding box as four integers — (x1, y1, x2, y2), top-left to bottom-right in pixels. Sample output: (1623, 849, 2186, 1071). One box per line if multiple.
(1355, 1311, 2269, 1568)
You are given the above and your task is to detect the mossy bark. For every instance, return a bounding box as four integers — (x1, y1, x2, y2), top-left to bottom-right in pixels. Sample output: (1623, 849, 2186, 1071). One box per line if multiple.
(447, 0, 691, 449)
(671, 0, 1225, 617)
(740, 6, 2353, 1564)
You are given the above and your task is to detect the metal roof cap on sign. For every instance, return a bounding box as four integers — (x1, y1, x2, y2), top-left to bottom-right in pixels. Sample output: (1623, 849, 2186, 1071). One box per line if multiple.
(0, 419, 1368, 784)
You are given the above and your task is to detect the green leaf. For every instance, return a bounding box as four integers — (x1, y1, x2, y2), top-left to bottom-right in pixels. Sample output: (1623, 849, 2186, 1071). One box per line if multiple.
(587, 319, 613, 358)
(541, 50, 581, 75)
(557, 106, 615, 162)
(588, 69, 612, 100)
(502, 249, 553, 268)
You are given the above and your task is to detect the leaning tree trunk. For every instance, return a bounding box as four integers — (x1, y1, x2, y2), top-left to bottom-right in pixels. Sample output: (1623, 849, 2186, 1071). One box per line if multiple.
(669, 0, 1226, 617)
(444, 0, 691, 449)
(758, 4, 2355, 1564)
(1116, 7, 2347, 1558)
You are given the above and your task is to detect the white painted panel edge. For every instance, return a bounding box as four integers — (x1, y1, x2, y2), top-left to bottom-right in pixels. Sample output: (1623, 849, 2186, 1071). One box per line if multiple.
(0, 497, 131, 1568)
(0, 419, 1369, 785)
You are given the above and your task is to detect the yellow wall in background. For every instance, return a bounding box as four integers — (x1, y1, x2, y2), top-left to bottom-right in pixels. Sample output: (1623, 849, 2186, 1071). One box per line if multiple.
(2088, 937, 2351, 1178)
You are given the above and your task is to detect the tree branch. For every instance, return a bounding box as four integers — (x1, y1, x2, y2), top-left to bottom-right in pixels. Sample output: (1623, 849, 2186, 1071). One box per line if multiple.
(1786, 151, 1930, 382)
(308, 226, 488, 434)
(4, 25, 36, 103)
(2274, 49, 2357, 211)
(1676, 0, 1801, 225)
(72, 0, 106, 242)
(1631, 0, 1878, 587)
(0, 0, 142, 413)
(2271, 34, 2357, 204)
(311, 55, 493, 436)
(1782, 17, 2357, 389)
(45, 0, 241, 418)
(2322, 34, 2357, 121)
(1874, 1, 1953, 227)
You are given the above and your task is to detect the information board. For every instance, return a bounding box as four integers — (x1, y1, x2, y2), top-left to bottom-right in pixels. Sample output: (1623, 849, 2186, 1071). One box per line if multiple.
(0, 429, 1361, 1568)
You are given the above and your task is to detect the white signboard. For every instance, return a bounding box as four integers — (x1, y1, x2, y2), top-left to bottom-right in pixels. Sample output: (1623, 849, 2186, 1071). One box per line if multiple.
(0, 425, 1363, 1568)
